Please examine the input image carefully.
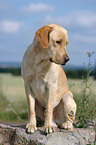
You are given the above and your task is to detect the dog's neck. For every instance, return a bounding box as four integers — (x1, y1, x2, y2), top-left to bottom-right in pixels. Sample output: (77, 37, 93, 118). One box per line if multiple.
(32, 36, 51, 66)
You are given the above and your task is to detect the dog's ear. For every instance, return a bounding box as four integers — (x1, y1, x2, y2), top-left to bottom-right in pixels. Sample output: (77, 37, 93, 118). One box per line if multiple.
(36, 25, 54, 48)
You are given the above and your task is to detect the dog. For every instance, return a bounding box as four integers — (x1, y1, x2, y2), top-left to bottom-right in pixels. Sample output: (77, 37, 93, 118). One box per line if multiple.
(21, 23, 77, 134)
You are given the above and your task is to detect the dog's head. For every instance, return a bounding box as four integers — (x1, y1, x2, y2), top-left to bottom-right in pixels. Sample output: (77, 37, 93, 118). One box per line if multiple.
(36, 23, 70, 65)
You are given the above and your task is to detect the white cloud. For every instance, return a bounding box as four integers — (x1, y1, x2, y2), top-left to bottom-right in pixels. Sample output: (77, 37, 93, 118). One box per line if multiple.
(73, 11, 96, 27)
(20, 3, 54, 14)
(73, 34, 96, 43)
(44, 11, 96, 28)
(0, 20, 22, 33)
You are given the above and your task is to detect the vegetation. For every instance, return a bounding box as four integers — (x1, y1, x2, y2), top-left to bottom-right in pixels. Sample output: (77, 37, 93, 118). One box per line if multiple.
(0, 64, 96, 79)
(94, 60, 96, 80)
(0, 67, 21, 76)
(0, 74, 96, 123)
(0, 74, 27, 122)
(72, 52, 96, 128)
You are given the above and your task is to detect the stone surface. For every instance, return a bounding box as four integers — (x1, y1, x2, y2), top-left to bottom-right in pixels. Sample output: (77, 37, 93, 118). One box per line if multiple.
(0, 123, 95, 145)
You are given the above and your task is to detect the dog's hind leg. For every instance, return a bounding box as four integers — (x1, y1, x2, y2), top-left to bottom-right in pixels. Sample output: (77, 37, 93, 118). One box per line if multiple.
(54, 91, 77, 130)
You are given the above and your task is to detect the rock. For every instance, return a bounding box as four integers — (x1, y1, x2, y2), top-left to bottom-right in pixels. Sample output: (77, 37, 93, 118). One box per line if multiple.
(0, 123, 95, 145)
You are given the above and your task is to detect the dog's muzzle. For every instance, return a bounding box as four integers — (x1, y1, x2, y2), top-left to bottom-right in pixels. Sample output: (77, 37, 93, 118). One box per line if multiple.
(64, 56, 70, 63)
(49, 56, 70, 65)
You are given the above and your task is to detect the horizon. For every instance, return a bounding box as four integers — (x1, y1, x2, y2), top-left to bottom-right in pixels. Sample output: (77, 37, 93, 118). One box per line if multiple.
(0, 61, 95, 70)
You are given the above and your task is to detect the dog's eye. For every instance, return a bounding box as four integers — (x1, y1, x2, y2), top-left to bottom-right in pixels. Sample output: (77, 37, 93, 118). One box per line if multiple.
(56, 40, 61, 44)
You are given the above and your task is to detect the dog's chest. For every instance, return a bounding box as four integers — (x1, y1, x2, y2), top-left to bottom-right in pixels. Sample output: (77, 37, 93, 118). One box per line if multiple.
(33, 63, 59, 107)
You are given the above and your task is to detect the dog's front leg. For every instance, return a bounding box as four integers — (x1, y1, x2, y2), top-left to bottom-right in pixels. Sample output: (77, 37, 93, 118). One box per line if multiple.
(44, 84, 56, 134)
(25, 83, 37, 134)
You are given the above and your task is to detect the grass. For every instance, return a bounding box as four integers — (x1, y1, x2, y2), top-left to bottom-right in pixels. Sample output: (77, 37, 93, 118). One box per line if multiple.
(0, 73, 27, 122)
(68, 77, 96, 97)
(0, 73, 26, 102)
(68, 77, 96, 125)
(0, 73, 96, 122)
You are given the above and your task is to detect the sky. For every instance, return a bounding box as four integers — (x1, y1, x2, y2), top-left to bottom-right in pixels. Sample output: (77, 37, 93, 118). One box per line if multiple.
(0, 0, 96, 67)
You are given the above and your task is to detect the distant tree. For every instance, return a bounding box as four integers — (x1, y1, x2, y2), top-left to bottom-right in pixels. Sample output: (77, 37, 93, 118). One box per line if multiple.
(94, 60, 96, 80)
(12, 68, 21, 76)
(65, 69, 87, 79)
(0, 67, 21, 76)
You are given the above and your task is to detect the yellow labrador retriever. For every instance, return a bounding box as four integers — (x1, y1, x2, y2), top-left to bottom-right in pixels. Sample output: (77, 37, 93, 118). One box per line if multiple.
(21, 23, 77, 134)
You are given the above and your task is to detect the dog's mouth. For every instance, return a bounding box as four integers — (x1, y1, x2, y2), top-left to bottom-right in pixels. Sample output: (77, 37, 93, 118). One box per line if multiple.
(49, 58, 54, 63)
(49, 58, 66, 65)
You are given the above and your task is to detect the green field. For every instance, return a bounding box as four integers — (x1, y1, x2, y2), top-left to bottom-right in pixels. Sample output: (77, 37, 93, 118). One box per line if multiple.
(0, 73, 96, 122)
(0, 74, 26, 103)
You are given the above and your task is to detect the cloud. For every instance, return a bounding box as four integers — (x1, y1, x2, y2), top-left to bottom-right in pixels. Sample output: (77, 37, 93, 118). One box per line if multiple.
(0, 20, 22, 33)
(73, 34, 96, 43)
(44, 11, 96, 28)
(20, 3, 55, 14)
(72, 11, 96, 27)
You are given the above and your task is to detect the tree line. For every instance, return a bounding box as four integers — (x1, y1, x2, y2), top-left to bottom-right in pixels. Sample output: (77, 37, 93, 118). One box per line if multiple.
(0, 67, 96, 79)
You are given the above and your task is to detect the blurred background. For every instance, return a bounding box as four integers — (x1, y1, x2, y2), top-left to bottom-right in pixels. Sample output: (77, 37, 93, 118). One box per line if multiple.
(0, 0, 96, 123)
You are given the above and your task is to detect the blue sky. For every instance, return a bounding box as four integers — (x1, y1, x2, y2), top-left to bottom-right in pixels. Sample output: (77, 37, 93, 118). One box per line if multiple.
(0, 0, 96, 67)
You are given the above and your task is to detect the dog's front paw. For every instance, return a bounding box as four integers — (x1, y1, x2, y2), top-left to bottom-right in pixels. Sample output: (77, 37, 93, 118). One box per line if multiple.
(26, 121, 37, 134)
(61, 121, 73, 130)
(44, 123, 55, 134)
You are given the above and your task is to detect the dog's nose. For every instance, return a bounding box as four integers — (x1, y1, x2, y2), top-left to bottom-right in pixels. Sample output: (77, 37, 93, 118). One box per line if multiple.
(64, 56, 70, 63)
